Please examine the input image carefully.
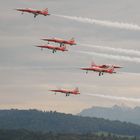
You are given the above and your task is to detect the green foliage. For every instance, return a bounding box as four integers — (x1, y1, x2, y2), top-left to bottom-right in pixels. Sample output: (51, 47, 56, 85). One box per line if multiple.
(0, 109, 140, 136)
(0, 129, 139, 140)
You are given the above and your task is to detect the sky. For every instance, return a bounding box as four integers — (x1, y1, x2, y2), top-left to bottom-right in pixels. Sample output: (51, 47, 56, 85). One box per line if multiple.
(1, 0, 140, 114)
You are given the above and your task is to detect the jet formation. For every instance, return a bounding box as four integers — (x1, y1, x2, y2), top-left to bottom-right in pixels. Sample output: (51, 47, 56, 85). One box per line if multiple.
(15, 7, 123, 96)
(36, 37, 76, 53)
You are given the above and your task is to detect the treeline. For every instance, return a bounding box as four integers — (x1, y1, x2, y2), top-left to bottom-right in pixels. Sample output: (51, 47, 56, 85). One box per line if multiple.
(0, 109, 140, 136)
(0, 129, 139, 140)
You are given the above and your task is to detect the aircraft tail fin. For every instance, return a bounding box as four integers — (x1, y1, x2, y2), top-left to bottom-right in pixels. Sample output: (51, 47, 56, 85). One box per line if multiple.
(108, 66, 115, 72)
(70, 37, 75, 42)
(74, 87, 79, 93)
(42, 8, 48, 12)
(91, 61, 96, 67)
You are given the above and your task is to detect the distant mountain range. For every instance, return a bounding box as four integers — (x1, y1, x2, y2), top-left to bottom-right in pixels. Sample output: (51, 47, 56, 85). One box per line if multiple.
(0, 109, 140, 136)
(78, 105, 140, 125)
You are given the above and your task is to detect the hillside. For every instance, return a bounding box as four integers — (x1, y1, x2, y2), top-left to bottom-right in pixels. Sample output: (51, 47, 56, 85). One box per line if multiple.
(0, 129, 139, 140)
(78, 105, 140, 125)
(0, 109, 140, 136)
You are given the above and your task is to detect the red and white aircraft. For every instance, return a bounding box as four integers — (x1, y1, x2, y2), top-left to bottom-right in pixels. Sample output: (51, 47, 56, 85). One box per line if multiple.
(50, 87, 80, 96)
(81, 63, 117, 76)
(91, 62, 122, 69)
(16, 8, 50, 18)
(36, 44, 68, 53)
(42, 37, 76, 47)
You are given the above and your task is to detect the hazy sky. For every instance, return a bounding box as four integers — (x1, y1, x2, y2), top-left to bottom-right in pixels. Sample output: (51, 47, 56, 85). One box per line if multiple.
(1, 0, 140, 114)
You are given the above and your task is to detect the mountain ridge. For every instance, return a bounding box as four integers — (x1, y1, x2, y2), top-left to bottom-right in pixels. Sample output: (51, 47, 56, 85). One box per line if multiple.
(78, 105, 140, 125)
(0, 109, 140, 136)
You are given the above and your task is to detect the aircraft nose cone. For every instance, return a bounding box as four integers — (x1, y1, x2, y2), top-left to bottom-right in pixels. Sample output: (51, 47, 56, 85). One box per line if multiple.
(41, 39, 46, 41)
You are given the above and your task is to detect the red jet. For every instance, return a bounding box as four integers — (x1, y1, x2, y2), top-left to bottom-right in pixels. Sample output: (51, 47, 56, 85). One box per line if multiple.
(36, 44, 68, 53)
(42, 37, 76, 47)
(16, 8, 50, 18)
(50, 87, 80, 96)
(91, 62, 122, 69)
(81, 63, 117, 76)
